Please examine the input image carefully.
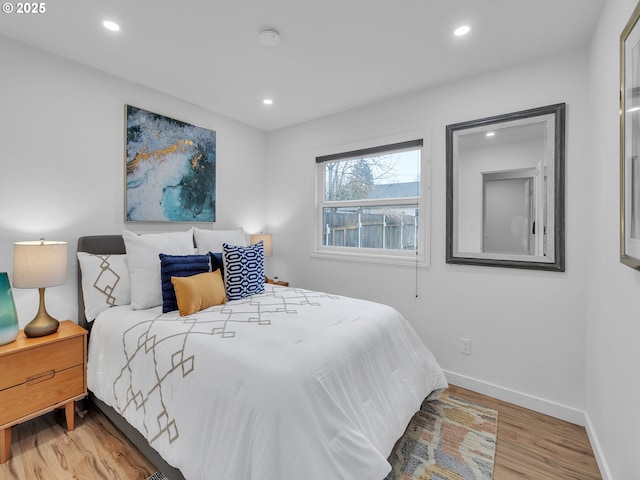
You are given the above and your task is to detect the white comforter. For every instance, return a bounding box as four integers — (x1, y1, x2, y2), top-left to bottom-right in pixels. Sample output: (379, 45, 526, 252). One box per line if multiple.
(87, 285, 447, 480)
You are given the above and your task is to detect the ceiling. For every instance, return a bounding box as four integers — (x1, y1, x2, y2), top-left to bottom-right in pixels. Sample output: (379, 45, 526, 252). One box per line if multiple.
(0, 0, 605, 132)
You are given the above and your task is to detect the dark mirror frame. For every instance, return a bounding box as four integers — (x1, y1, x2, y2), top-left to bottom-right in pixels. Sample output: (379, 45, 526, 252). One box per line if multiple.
(446, 103, 566, 271)
(620, 3, 640, 271)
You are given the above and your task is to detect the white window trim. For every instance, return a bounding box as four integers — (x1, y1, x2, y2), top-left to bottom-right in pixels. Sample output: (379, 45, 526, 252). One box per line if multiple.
(312, 130, 431, 268)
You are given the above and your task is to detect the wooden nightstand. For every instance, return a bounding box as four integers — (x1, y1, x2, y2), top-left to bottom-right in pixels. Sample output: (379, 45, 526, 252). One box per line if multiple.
(266, 278, 289, 287)
(0, 320, 87, 463)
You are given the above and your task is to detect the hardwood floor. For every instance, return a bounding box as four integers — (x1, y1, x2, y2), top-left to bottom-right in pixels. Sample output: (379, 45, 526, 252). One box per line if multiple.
(0, 403, 155, 480)
(0, 385, 602, 480)
(448, 385, 602, 480)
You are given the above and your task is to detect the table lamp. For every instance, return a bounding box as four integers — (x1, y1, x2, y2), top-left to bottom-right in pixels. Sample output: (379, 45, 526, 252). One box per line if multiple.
(13, 239, 68, 338)
(250, 233, 274, 282)
(250, 233, 273, 257)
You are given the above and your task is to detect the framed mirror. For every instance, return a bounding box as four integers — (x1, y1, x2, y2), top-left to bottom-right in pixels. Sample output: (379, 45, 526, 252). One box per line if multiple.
(620, 4, 640, 271)
(446, 103, 565, 271)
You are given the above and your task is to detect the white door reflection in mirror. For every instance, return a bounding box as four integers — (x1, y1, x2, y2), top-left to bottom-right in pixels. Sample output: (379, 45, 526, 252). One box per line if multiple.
(483, 172, 533, 255)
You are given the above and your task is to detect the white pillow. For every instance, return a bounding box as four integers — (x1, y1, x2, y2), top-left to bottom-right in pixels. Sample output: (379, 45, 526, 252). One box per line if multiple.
(77, 252, 131, 322)
(193, 227, 248, 254)
(122, 229, 195, 309)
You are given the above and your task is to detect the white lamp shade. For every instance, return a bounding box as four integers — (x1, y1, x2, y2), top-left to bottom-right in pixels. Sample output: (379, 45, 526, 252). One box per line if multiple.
(13, 240, 68, 288)
(250, 233, 273, 257)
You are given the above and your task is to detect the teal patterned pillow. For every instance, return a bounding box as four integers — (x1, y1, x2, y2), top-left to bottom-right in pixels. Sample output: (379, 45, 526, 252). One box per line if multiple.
(222, 242, 265, 301)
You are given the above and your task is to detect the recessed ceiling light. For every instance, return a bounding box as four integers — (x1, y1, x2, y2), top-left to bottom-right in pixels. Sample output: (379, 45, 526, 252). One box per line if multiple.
(486, 131, 495, 137)
(102, 20, 120, 32)
(263, 99, 274, 105)
(454, 25, 470, 36)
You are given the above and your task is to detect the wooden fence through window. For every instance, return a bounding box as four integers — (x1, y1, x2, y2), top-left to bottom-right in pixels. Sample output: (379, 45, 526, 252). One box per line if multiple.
(323, 210, 418, 250)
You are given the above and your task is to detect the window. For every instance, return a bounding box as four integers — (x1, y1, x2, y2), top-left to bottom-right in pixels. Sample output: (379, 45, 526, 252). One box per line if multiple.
(314, 134, 430, 266)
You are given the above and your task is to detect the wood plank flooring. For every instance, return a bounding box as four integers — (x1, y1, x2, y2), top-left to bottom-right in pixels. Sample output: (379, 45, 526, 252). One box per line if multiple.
(448, 385, 602, 480)
(0, 403, 155, 480)
(0, 385, 602, 479)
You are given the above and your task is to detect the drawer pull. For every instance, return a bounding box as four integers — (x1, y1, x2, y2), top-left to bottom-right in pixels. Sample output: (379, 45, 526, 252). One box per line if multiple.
(26, 370, 56, 385)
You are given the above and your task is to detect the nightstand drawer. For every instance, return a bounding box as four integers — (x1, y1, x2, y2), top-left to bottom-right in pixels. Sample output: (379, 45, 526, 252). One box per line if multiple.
(0, 365, 85, 426)
(0, 336, 84, 391)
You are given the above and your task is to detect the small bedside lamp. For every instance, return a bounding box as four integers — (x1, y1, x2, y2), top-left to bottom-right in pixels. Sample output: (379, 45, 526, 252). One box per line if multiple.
(250, 233, 273, 257)
(13, 239, 68, 338)
(251, 233, 275, 282)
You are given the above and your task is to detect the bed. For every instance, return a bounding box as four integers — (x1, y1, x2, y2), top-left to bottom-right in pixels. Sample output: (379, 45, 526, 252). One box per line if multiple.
(77, 231, 448, 480)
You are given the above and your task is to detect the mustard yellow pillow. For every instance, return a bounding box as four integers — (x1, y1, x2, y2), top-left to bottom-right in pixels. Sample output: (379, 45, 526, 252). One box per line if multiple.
(171, 270, 226, 316)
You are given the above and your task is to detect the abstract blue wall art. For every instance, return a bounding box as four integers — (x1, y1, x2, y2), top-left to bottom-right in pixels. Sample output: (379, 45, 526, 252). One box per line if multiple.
(125, 105, 216, 222)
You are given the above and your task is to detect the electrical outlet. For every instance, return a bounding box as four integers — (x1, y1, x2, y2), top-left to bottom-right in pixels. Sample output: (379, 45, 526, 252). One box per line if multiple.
(460, 337, 471, 355)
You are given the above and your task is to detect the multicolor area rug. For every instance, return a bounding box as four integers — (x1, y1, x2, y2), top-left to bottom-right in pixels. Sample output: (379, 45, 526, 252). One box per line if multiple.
(386, 392, 498, 480)
(148, 392, 498, 480)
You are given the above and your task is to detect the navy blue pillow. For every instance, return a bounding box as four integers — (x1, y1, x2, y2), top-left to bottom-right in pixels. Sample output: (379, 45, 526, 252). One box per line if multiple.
(209, 252, 224, 277)
(159, 253, 211, 313)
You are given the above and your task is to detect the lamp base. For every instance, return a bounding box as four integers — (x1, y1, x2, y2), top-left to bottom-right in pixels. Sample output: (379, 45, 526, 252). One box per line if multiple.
(24, 287, 60, 338)
(24, 317, 60, 338)
(24, 314, 59, 338)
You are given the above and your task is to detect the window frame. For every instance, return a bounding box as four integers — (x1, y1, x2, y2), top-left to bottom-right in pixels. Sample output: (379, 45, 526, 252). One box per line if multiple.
(312, 131, 431, 267)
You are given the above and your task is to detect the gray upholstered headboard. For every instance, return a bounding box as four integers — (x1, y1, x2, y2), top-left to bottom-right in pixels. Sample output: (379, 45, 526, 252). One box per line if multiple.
(76, 235, 125, 332)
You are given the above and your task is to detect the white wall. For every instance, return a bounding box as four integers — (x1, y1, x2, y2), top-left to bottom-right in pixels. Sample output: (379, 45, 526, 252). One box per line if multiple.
(0, 35, 268, 327)
(587, 0, 640, 478)
(267, 49, 592, 424)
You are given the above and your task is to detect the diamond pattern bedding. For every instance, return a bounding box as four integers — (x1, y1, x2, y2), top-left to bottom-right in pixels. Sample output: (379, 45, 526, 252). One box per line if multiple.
(87, 284, 447, 480)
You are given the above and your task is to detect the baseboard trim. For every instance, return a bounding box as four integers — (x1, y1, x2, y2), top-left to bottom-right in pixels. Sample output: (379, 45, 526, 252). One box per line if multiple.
(443, 370, 586, 426)
(584, 412, 613, 480)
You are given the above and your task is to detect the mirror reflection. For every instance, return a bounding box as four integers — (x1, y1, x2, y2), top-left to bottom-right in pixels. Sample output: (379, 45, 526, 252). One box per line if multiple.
(446, 104, 565, 271)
